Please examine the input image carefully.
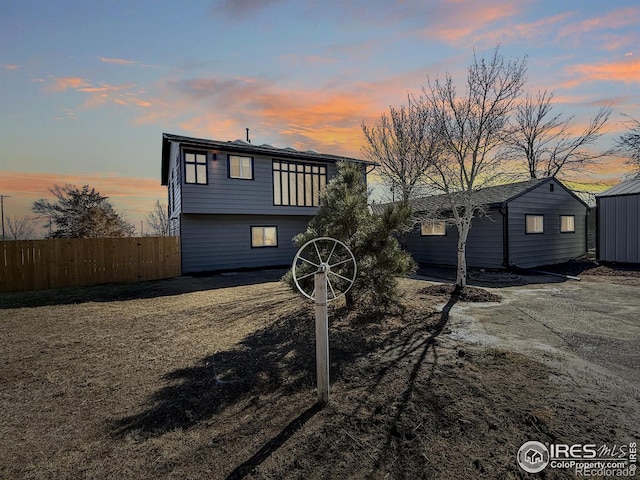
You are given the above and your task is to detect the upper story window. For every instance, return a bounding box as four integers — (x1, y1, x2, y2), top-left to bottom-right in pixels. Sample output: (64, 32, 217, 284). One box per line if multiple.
(229, 155, 253, 180)
(525, 215, 544, 234)
(421, 220, 446, 236)
(184, 151, 207, 184)
(560, 215, 575, 233)
(273, 160, 327, 207)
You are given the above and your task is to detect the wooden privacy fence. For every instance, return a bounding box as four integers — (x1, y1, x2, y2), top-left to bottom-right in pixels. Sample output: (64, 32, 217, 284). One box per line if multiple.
(0, 237, 181, 293)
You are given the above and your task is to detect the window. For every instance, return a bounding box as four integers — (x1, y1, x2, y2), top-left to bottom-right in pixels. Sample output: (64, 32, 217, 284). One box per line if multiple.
(251, 226, 278, 247)
(560, 215, 575, 233)
(421, 220, 446, 236)
(525, 215, 544, 234)
(184, 151, 207, 184)
(273, 160, 327, 207)
(229, 155, 253, 179)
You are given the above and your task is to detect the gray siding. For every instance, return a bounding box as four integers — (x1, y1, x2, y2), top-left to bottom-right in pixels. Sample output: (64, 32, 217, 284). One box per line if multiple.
(180, 214, 311, 273)
(405, 209, 504, 268)
(168, 141, 182, 236)
(598, 194, 640, 263)
(507, 180, 587, 268)
(178, 144, 338, 216)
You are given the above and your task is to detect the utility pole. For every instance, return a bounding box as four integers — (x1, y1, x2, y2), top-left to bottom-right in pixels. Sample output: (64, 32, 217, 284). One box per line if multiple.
(0, 195, 11, 241)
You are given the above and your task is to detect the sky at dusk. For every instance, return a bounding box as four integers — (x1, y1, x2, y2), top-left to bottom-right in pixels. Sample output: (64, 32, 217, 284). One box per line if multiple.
(1, 0, 639, 235)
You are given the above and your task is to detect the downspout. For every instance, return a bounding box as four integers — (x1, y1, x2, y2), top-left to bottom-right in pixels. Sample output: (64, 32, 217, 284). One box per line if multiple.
(500, 204, 509, 268)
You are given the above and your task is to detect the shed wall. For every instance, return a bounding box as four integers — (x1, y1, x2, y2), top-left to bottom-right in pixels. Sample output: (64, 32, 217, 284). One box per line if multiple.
(598, 194, 640, 263)
(405, 210, 504, 268)
(507, 180, 587, 268)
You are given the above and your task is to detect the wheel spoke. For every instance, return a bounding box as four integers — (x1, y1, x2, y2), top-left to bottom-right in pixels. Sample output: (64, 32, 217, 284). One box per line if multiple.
(328, 257, 353, 269)
(326, 240, 338, 265)
(296, 270, 317, 281)
(298, 255, 319, 268)
(328, 269, 354, 284)
(326, 275, 337, 299)
(313, 242, 323, 265)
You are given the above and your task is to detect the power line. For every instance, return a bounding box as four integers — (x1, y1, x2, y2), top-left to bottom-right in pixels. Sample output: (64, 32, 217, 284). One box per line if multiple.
(1, 195, 12, 241)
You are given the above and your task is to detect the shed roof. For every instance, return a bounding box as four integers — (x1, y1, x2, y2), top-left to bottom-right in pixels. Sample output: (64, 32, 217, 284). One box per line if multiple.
(596, 178, 640, 197)
(161, 133, 376, 185)
(372, 177, 588, 215)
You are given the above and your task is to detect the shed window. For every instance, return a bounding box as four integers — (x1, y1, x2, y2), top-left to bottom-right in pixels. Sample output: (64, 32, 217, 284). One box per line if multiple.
(560, 215, 575, 233)
(229, 155, 253, 180)
(525, 215, 544, 234)
(184, 151, 207, 184)
(251, 226, 278, 247)
(421, 220, 447, 236)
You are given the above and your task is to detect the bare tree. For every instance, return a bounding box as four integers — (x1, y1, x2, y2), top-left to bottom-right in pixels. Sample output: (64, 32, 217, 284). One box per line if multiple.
(506, 90, 612, 179)
(615, 114, 640, 178)
(420, 47, 527, 288)
(361, 97, 442, 205)
(5, 216, 36, 240)
(146, 200, 169, 236)
(33, 184, 135, 238)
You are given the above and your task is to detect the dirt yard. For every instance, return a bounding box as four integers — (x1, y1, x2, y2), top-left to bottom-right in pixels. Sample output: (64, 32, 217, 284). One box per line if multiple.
(0, 265, 638, 479)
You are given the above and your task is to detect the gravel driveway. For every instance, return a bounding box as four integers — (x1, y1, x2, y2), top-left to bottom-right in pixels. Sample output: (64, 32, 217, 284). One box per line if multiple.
(443, 273, 640, 437)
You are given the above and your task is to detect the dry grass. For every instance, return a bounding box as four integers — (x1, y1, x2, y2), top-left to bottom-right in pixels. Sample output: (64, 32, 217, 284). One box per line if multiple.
(0, 272, 633, 479)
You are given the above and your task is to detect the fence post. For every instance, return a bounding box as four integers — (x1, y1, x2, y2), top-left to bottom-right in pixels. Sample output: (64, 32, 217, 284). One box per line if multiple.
(314, 268, 329, 405)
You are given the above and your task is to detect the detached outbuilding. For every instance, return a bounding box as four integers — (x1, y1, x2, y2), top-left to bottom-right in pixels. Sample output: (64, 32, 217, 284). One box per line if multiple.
(596, 179, 640, 264)
(401, 177, 589, 269)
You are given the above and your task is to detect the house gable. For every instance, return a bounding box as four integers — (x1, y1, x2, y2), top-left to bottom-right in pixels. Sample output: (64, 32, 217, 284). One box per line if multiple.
(506, 178, 587, 268)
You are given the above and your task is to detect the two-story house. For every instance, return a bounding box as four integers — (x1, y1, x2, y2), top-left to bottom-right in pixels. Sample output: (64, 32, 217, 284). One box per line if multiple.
(161, 133, 375, 274)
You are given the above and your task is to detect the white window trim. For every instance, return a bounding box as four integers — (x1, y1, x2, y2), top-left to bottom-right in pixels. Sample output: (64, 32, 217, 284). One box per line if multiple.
(525, 215, 544, 234)
(251, 226, 278, 248)
(560, 215, 575, 233)
(229, 155, 253, 180)
(420, 220, 447, 236)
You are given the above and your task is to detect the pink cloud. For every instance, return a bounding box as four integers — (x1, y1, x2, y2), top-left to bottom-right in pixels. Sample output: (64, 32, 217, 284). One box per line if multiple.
(46, 76, 154, 110)
(419, 0, 522, 44)
(4, 64, 19, 70)
(558, 7, 640, 38)
(567, 58, 640, 85)
(48, 77, 91, 92)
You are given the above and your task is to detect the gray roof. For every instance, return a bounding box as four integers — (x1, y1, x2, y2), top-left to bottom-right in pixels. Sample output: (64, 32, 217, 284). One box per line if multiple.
(372, 177, 588, 215)
(596, 179, 640, 197)
(162, 132, 375, 185)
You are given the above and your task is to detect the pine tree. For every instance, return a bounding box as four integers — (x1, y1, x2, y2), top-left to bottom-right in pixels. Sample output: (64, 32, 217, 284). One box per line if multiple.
(285, 161, 415, 309)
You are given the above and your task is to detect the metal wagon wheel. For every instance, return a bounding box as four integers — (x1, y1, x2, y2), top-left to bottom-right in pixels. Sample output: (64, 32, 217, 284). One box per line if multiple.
(292, 237, 356, 302)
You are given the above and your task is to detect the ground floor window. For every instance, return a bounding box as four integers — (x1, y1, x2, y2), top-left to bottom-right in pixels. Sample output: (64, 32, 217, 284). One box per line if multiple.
(525, 215, 544, 234)
(251, 226, 278, 247)
(421, 220, 446, 236)
(560, 215, 575, 233)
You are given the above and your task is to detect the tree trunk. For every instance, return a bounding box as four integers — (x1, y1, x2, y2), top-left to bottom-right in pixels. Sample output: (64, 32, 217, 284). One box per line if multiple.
(456, 218, 471, 289)
(456, 237, 467, 288)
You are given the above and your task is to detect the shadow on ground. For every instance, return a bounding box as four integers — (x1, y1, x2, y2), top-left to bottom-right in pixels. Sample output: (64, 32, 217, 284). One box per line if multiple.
(0, 269, 288, 309)
(111, 289, 459, 479)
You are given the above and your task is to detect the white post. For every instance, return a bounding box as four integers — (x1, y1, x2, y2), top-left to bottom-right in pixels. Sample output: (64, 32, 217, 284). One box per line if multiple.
(314, 268, 329, 405)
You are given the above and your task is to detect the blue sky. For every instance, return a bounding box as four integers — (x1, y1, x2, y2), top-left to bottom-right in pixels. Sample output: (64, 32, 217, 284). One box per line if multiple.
(1, 0, 639, 233)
